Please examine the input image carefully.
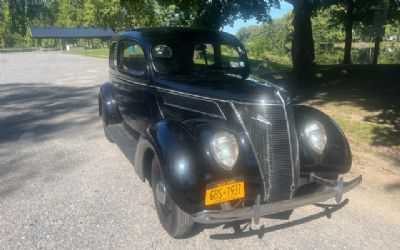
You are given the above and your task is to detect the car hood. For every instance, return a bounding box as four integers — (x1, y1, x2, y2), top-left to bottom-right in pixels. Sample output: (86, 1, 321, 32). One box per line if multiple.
(153, 73, 283, 104)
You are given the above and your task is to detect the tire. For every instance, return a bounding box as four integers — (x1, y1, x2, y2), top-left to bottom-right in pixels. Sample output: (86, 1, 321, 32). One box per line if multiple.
(151, 157, 193, 238)
(100, 101, 113, 143)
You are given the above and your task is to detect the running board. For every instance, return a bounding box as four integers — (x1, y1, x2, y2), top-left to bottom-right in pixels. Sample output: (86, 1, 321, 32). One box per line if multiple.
(107, 124, 139, 166)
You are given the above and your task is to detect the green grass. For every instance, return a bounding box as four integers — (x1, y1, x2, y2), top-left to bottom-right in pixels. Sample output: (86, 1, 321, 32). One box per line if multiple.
(327, 107, 386, 146)
(295, 70, 400, 163)
(313, 102, 399, 164)
(334, 41, 400, 48)
(0, 48, 39, 53)
(64, 48, 109, 58)
(249, 54, 292, 73)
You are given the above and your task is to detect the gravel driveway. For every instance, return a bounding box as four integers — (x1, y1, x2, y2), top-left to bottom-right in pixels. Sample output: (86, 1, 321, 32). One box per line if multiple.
(1, 51, 399, 249)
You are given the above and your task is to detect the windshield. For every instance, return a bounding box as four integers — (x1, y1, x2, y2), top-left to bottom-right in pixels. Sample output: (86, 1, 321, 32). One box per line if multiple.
(151, 38, 248, 77)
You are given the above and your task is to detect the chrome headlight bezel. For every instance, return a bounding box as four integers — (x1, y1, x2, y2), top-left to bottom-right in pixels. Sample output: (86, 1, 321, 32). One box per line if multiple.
(211, 131, 239, 170)
(304, 120, 327, 154)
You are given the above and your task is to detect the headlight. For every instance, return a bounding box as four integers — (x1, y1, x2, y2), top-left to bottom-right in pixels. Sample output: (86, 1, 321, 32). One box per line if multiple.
(211, 132, 239, 170)
(304, 121, 327, 154)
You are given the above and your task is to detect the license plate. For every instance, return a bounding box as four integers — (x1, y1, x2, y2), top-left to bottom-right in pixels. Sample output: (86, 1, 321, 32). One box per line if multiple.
(205, 179, 245, 206)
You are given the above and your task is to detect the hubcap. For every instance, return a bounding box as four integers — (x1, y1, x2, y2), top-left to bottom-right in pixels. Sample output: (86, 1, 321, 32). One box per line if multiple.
(156, 181, 166, 205)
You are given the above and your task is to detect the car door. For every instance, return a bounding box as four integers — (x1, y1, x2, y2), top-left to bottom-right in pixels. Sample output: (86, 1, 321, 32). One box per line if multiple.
(113, 39, 152, 134)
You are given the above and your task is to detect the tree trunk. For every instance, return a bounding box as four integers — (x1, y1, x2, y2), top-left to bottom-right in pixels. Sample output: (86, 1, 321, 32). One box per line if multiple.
(372, 37, 381, 64)
(291, 0, 315, 81)
(343, 0, 354, 65)
(372, 1, 389, 65)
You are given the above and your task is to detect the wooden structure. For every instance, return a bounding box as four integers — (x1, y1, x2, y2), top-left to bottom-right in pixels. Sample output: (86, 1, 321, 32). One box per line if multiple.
(29, 27, 115, 50)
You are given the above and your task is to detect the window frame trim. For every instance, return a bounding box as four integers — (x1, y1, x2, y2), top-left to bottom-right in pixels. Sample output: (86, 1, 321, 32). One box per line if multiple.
(117, 39, 147, 78)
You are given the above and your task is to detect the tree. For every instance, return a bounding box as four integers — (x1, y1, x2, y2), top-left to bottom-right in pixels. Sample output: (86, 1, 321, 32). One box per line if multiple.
(0, 0, 8, 48)
(83, 0, 96, 27)
(7, 0, 49, 35)
(154, 3, 191, 27)
(372, 0, 400, 64)
(28, 0, 60, 27)
(322, 0, 400, 64)
(285, 0, 323, 80)
(66, 0, 126, 29)
(119, 0, 158, 28)
(312, 7, 344, 45)
(240, 16, 292, 58)
(56, 0, 85, 27)
(323, 1, 379, 64)
(158, 0, 280, 29)
(237, 26, 253, 43)
(0, 0, 52, 47)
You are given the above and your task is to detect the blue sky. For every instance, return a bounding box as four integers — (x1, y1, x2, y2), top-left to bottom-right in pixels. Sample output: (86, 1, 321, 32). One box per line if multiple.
(223, 1, 292, 35)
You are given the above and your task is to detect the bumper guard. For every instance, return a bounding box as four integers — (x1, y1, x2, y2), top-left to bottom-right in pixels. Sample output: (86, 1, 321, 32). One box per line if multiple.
(192, 175, 362, 224)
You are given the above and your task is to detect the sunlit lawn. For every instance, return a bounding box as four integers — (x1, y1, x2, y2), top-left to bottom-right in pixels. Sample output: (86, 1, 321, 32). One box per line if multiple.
(334, 41, 400, 48)
(306, 101, 399, 166)
(312, 103, 389, 148)
(64, 48, 109, 58)
(292, 66, 400, 163)
(249, 54, 292, 73)
(0, 48, 39, 53)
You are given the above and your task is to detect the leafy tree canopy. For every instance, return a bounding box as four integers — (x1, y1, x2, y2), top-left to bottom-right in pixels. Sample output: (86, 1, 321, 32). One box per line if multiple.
(158, 0, 281, 29)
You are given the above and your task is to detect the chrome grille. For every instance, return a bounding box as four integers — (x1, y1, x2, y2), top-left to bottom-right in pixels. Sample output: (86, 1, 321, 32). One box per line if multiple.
(234, 103, 293, 202)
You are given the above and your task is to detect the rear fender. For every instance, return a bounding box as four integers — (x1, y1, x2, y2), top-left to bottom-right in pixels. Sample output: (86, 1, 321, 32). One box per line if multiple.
(99, 83, 121, 125)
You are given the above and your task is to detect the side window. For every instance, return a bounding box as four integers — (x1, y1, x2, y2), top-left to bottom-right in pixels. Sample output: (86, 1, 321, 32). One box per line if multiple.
(109, 42, 117, 69)
(193, 43, 215, 66)
(220, 44, 244, 68)
(119, 41, 146, 75)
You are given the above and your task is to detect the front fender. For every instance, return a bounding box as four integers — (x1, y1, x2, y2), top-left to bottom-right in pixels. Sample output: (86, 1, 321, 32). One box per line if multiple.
(148, 120, 205, 212)
(146, 119, 263, 213)
(293, 105, 352, 174)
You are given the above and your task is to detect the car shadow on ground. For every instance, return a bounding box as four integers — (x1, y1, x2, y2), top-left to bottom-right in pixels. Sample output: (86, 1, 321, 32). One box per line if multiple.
(385, 182, 400, 191)
(202, 199, 349, 240)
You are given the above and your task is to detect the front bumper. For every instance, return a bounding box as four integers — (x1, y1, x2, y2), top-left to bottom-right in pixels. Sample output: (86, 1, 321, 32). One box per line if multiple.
(192, 175, 362, 224)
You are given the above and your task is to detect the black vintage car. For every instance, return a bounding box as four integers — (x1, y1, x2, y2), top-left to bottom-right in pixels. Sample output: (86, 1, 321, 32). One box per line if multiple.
(99, 27, 361, 238)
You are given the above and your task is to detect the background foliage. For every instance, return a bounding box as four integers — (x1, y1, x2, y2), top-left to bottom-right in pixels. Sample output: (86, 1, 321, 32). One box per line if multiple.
(1, 0, 399, 67)
(237, 4, 400, 67)
(0, 0, 280, 48)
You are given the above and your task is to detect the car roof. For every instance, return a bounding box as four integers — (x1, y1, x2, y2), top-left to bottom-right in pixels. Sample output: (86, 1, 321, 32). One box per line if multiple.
(113, 27, 240, 46)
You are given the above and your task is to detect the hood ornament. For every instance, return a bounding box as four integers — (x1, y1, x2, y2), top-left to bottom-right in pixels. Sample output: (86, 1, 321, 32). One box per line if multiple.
(251, 114, 272, 125)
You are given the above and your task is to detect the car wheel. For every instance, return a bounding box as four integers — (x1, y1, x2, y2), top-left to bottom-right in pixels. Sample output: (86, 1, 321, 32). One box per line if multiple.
(101, 104, 113, 143)
(151, 157, 194, 238)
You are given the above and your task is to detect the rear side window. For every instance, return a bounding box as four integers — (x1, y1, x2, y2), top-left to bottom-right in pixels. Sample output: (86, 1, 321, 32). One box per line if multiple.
(119, 41, 146, 75)
(193, 43, 215, 66)
(221, 44, 244, 68)
(109, 42, 117, 69)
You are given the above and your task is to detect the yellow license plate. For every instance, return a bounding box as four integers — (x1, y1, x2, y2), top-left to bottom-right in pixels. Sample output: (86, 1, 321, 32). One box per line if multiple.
(205, 179, 245, 206)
